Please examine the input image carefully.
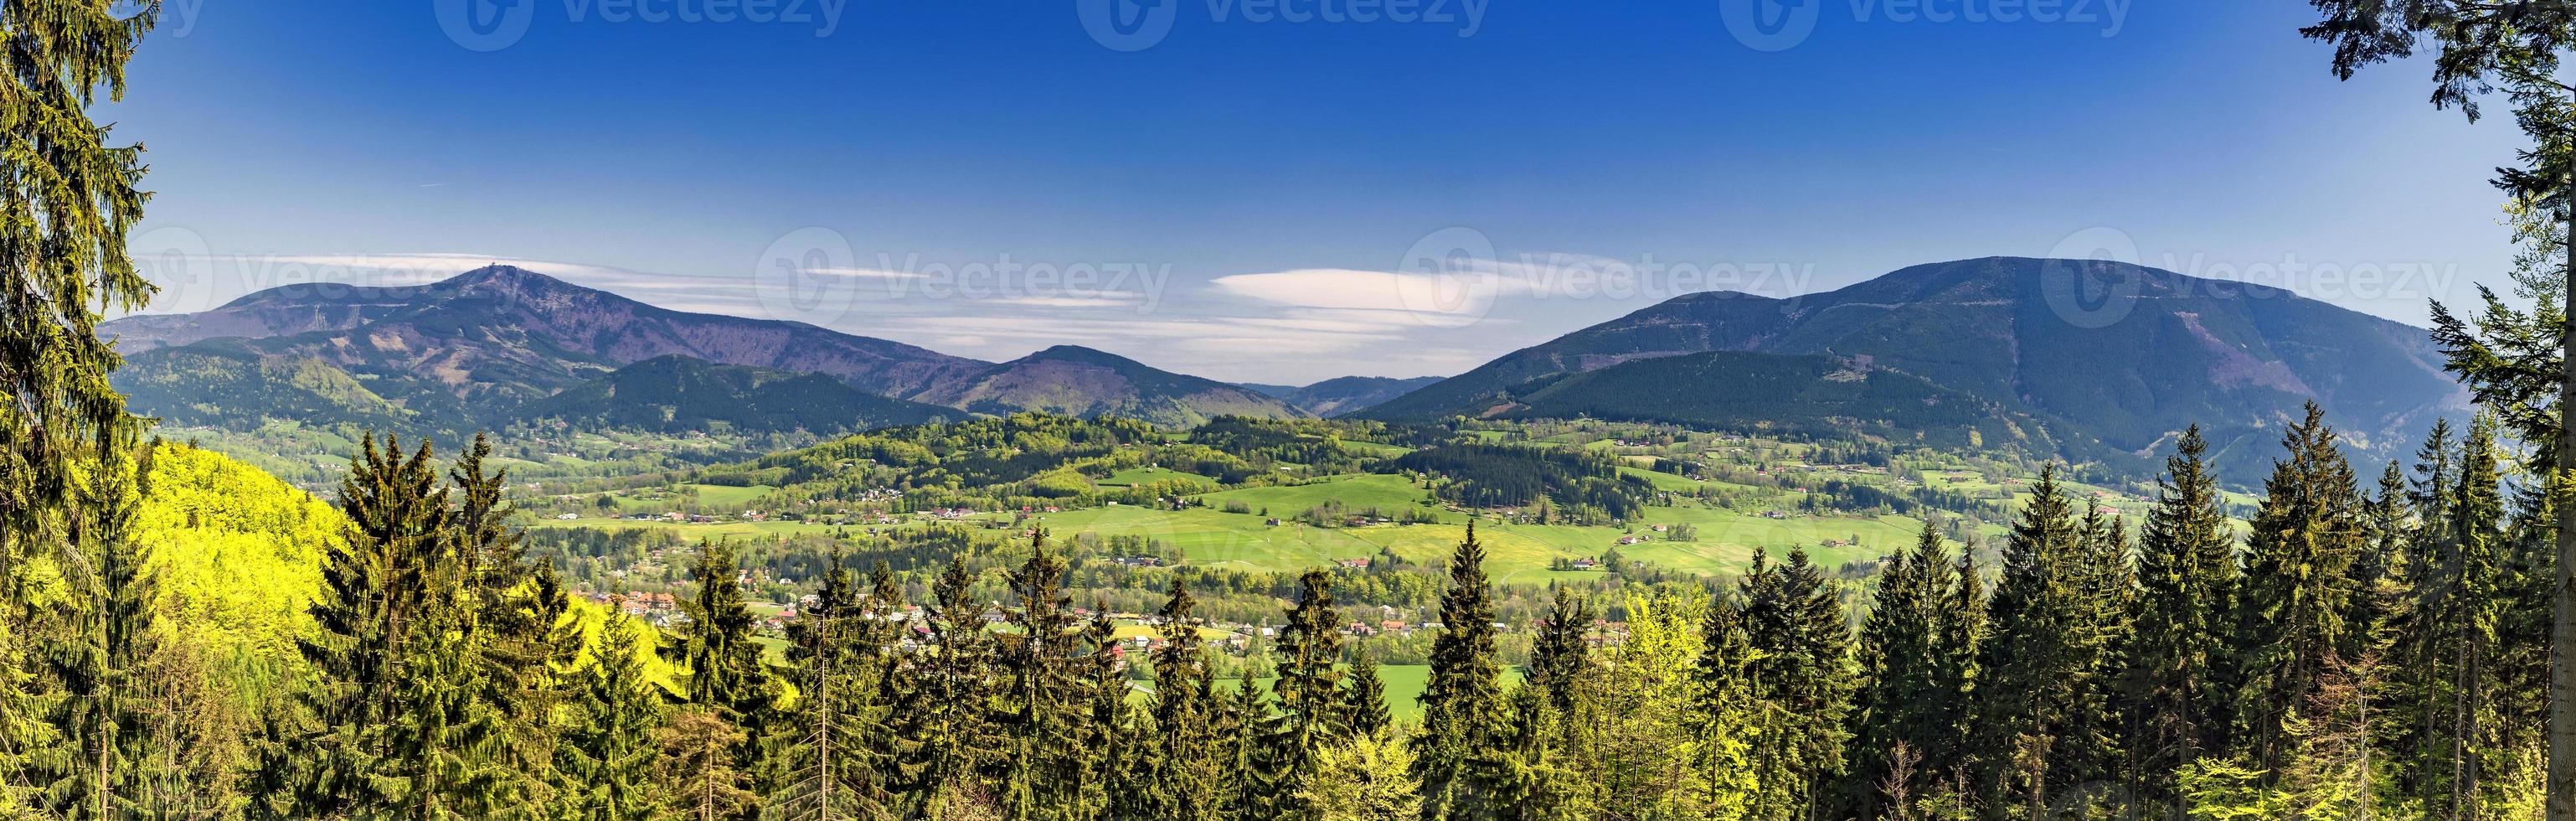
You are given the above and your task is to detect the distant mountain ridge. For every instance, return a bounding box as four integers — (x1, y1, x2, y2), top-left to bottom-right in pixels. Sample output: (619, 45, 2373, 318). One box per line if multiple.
(1239, 375, 1442, 417)
(1368, 256, 2466, 479)
(104, 266, 1304, 439)
(912, 345, 1305, 426)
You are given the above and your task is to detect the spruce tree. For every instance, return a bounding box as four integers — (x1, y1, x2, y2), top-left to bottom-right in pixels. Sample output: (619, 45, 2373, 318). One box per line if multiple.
(1525, 584, 1595, 716)
(1738, 547, 1857, 819)
(1971, 463, 2121, 813)
(899, 555, 996, 808)
(1346, 653, 1393, 741)
(0, 0, 157, 803)
(1146, 580, 1219, 821)
(661, 708, 757, 821)
(38, 445, 162, 820)
(2410, 415, 2509, 817)
(679, 539, 772, 722)
(1080, 603, 1140, 821)
(1260, 569, 1348, 818)
(1229, 669, 1275, 819)
(996, 534, 1084, 821)
(770, 549, 896, 821)
(273, 435, 451, 818)
(2234, 403, 2367, 774)
(2118, 426, 2242, 813)
(560, 617, 667, 821)
(1844, 518, 1957, 815)
(1412, 524, 1506, 821)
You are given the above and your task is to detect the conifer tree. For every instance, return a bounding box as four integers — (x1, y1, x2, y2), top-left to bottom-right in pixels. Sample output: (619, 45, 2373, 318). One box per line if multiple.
(38, 445, 162, 820)
(2119, 426, 2243, 813)
(770, 549, 897, 821)
(0, 0, 158, 803)
(270, 435, 451, 818)
(899, 555, 997, 808)
(1971, 463, 2121, 813)
(1413, 524, 1506, 821)
(1845, 518, 1958, 816)
(560, 617, 667, 821)
(1259, 569, 1348, 818)
(662, 708, 757, 821)
(2235, 403, 2367, 774)
(1738, 547, 1856, 819)
(1525, 584, 1595, 716)
(996, 534, 1085, 820)
(1079, 603, 1141, 821)
(1229, 669, 1275, 819)
(680, 540, 772, 723)
(1346, 653, 1393, 741)
(2409, 415, 2509, 817)
(1687, 596, 1768, 815)
(1146, 580, 1219, 821)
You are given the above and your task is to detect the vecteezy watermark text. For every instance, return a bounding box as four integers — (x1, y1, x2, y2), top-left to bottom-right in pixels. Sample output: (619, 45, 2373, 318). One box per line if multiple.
(435, 0, 848, 52)
(1079, 0, 1487, 51)
(1721, 0, 2129, 52)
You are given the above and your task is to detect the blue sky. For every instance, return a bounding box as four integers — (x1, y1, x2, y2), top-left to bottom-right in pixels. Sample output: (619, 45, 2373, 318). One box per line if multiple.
(115, 0, 2532, 383)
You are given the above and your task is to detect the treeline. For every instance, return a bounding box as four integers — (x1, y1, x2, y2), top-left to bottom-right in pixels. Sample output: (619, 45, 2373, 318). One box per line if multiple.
(1394, 442, 1653, 522)
(8, 398, 2558, 818)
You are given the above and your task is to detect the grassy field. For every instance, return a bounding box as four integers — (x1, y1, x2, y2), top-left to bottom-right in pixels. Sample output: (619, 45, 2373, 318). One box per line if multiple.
(1033, 473, 1938, 579)
(536, 470, 1960, 580)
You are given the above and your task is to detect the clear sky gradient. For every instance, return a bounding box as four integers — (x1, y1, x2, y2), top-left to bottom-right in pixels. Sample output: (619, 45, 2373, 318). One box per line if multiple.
(113, 0, 2533, 384)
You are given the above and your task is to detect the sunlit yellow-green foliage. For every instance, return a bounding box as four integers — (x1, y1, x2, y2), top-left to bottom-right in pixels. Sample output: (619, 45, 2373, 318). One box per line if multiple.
(561, 596, 685, 695)
(127, 442, 686, 703)
(132, 442, 340, 693)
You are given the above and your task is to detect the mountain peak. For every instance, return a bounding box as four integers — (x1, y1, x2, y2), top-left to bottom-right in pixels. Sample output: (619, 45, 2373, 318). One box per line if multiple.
(1021, 344, 1139, 367)
(442, 264, 576, 292)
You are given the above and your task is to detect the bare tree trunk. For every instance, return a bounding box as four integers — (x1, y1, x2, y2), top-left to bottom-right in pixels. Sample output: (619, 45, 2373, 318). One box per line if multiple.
(2548, 183, 2575, 819)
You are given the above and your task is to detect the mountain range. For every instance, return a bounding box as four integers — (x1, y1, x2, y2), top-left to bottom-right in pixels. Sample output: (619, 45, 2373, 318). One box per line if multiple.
(103, 266, 1315, 440)
(1363, 256, 2466, 480)
(106, 257, 2468, 483)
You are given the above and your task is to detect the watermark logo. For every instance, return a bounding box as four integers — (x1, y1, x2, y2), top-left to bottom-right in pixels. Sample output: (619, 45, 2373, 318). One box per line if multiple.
(1718, 0, 1820, 53)
(1395, 226, 1501, 328)
(435, 0, 538, 52)
(752, 226, 863, 325)
(2040, 226, 2142, 329)
(1079, 0, 1488, 52)
(1078, 0, 1179, 52)
(434, 0, 848, 51)
(1721, 0, 2130, 51)
(128, 226, 213, 308)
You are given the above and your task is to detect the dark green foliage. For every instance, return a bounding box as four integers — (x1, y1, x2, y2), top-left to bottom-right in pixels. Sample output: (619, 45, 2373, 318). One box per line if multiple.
(1483, 351, 2050, 454)
(1394, 444, 1652, 520)
(678, 539, 774, 724)
(2117, 426, 2243, 811)
(769, 549, 899, 821)
(994, 534, 1087, 820)
(2233, 403, 2367, 774)
(1970, 464, 2126, 813)
(1413, 524, 1507, 821)
(1345, 653, 1393, 741)
(559, 619, 668, 821)
(1524, 585, 1593, 716)
(1737, 548, 1857, 817)
(895, 555, 997, 808)
(1842, 519, 1971, 815)
(1145, 581, 1223, 821)
(1255, 570, 1348, 818)
(37, 446, 166, 819)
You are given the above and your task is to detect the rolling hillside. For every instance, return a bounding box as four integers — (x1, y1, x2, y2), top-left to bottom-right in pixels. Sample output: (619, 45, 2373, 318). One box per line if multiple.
(105, 266, 1306, 452)
(1369, 256, 2465, 478)
(910, 345, 1306, 427)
